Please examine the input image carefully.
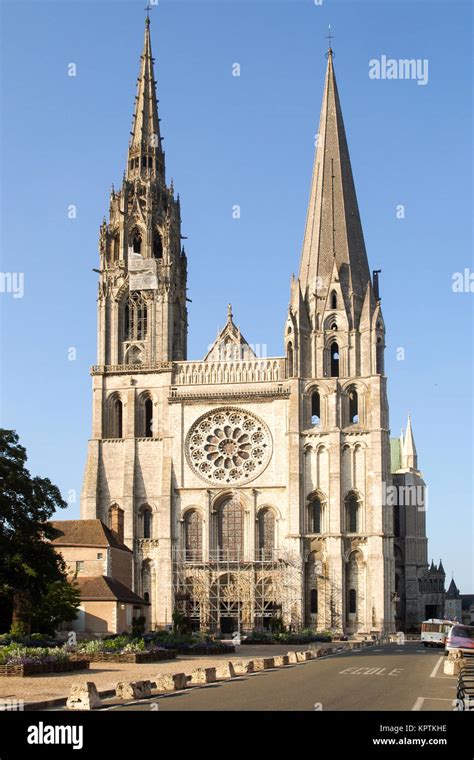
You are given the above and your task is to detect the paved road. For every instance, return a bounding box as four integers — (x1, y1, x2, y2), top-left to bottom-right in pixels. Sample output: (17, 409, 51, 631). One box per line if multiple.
(108, 642, 458, 712)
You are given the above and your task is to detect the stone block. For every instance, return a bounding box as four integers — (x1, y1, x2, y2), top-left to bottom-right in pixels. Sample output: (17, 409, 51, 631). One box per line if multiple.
(189, 667, 217, 684)
(273, 655, 290, 667)
(287, 651, 298, 663)
(444, 651, 464, 676)
(66, 681, 102, 711)
(154, 672, 187, 692)
(253, 657, 274, 671)
(115, 680, 152, 700)
(231, 659, 255, 675)
(216, 662, 237, 680)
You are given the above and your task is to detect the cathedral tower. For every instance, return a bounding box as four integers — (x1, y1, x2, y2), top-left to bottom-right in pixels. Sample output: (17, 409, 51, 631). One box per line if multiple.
(285, 47, 395, 634)
(96, 16, 187, 369)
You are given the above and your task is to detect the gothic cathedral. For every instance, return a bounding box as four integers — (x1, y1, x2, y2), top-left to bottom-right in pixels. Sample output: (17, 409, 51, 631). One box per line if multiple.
(81, 19, 444, 636)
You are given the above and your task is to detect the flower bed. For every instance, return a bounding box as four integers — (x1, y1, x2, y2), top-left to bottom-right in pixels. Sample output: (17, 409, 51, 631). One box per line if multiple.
(70, 649, 177, 664)
(0, 659, 89, 677)
(174, 644, 235, 655)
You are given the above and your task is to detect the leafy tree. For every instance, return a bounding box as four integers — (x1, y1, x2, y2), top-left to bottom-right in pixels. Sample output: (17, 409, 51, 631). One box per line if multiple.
(30, 579, 80, 635)
(0, 429, 77, 633)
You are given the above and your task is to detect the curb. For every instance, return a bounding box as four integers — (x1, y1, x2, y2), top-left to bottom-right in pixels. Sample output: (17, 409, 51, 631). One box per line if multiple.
(25, 640, 378, 710)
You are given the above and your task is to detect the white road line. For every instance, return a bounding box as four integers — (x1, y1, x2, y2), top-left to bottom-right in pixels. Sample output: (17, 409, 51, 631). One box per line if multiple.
(429, 656, 443, 678)
(412, 696, 454, 711)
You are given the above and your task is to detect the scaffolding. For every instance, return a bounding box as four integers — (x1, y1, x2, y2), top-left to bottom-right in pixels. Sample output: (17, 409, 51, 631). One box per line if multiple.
(173, 548, 303, 633)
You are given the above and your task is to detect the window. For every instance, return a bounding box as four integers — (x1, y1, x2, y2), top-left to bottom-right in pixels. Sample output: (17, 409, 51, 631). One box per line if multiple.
(144, 398, 153, 437)
(112, 235, 119, 261)
(376, 337, 384, 375)
(110, 397, 123, 438)
(144, 591, 150, 603)
(308, 497, 322, 534)
(257, 508, 275, 560)
(143, 508, 152, 539)
(131, 230, 142, 254)
(126, 292, 147, 341)
(346, 494, 359, 533)
(330, 342, 339, 377)
(185, 510, 202, 561)
(331, 291, 337, 309)
(97, 553, 103, 560)
(311, 391, 321, 425)
(287, 342, 294, 377)
(349, 588, 357, 614)
(76, 561, 84, 574)
(148, 156, 153, 169)
(310, 589, 318, 614)
(218, 497, 244, 561)
(153, 231, 163, 259)
(349, 388, 359, 423)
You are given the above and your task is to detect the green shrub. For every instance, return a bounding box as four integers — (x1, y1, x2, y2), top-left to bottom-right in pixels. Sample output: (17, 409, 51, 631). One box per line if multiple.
(9, 622, 28, 640)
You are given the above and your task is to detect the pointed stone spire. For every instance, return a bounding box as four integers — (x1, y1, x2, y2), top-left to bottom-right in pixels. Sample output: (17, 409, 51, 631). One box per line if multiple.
(446, 577, 459, 598)
(298, 48, 371, 324)
(402, 414, 418, 470)
(127, 17, 165, 181)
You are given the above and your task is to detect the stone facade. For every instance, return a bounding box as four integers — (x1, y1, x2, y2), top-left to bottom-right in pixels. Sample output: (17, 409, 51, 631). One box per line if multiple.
(80, 22, 440, 635)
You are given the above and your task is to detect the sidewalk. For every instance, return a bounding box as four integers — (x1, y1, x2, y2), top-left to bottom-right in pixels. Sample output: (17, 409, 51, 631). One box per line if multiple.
(0, 642, 348, 706)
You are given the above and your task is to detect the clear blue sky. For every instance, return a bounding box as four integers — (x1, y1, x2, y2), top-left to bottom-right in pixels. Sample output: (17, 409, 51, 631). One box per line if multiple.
(0, 0, 472, 591)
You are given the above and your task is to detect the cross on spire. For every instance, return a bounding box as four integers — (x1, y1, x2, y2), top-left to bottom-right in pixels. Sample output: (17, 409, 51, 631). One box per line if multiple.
(144, 1, 153, 24)
(325, 24, 334, 53)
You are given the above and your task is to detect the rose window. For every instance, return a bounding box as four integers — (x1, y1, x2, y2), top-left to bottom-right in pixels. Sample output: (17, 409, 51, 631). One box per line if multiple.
(186, 407, 272, 485)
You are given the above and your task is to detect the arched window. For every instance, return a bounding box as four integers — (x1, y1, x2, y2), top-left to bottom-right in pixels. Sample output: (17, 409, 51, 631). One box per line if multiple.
(346, 494, 359, 533)
(126, 292, 147, 341)
(131, 230, 142, 254)
(144, 398, 153, 437)
(218, 497, 244, 561)
(308, 497, 322, 534)
(142, 508, 152, 539)
(330, 291, 337, 309)
(184, 510, 202, 561)
(349, 388, 359, 423)
(310, 589, 318, 614)
(376, 337, 384, 375)
(110, 397, 123, 438)
(153, 231, 163, 259)
(311, 391, 321, 425)
(112, 235, 119, 261)
(257, 508, 275, 560)
(349, 588, 357, 614)
(330, 342, 339, 377)
(143, 591, 150, 603)
(287, 343, 294, 377)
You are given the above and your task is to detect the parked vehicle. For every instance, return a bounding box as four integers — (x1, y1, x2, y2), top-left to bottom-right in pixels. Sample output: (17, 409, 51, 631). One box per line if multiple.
(445, 624, 474, 654)
(420, 619, 455, 647)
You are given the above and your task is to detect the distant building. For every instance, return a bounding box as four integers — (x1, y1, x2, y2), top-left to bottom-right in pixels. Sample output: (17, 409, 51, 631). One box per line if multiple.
(445, 578, 462, 622)
(50, 518, 147, 634)
(391, 422, 445, 630)
(444, 576, 474, 625)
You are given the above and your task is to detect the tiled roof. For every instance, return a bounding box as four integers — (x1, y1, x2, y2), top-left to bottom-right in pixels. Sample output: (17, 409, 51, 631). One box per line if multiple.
(76, 576, 147, 605)
(49, 519, 131, 552)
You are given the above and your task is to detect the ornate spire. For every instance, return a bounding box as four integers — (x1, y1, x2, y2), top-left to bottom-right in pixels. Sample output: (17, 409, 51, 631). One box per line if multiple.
(298, 46, 371, 322)
(127, 17, 164, 181)
(402, 414, 418, 470)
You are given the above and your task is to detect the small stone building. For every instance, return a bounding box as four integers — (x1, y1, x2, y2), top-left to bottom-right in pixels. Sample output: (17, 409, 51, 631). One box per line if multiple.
(50, 518, 147, 634)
